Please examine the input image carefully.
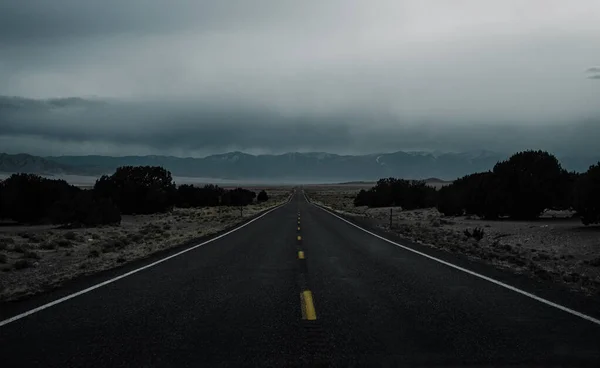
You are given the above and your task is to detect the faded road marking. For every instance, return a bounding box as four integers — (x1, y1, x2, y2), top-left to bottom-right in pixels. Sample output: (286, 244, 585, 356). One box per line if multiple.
(298, 251, 305, 259)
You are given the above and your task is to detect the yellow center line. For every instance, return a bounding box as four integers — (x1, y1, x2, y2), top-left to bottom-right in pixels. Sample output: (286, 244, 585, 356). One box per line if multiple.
(298, 251, 305, 259)
(297, 235, 302, 241)
(300, 290, 317, 320)
(297, 226, 300, 231)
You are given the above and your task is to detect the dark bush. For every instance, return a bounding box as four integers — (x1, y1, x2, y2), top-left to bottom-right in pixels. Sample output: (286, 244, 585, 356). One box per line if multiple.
(257, 190, 269, 202)
(0, 173, 78, 223)
(353, 178, 438, 209)
(23, 250, 41, 260)
(492, 150, 565, 220)
(463, 228, 484, 241)
(0, 173, 120, 227)
(437, 185, 463, 216)
(574, 162, 600, 225)
(176, 184, 225, 208)
(437, 172, 501, 218)
(221, 188, 256, 206)
(94, 166, 176, 214)
(354, 189, 371, 207)
(50, 190, 121, 227)
(14, 259, 32, 270)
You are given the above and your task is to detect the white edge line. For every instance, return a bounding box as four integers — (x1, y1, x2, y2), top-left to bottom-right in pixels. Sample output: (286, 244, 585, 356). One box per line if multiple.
(0, 196, 292, 328)
(308, 195, 600, 327)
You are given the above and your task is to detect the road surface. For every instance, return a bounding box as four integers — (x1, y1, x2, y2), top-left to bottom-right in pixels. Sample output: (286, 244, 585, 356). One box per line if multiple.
(1, 192, 600, 366)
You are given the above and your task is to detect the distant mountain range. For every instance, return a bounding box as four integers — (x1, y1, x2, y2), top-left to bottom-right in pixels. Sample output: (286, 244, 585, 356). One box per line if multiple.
(1, 151, 599, 182)
(0, 153, 74, 175)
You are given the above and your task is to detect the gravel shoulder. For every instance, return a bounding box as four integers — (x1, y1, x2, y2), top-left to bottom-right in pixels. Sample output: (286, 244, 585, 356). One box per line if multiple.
(307, 188, 600, 296)
(0, 191, 289, 302)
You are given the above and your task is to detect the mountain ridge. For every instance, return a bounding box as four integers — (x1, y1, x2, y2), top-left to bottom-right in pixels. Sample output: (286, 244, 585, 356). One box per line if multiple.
(1, 151, 599, 181)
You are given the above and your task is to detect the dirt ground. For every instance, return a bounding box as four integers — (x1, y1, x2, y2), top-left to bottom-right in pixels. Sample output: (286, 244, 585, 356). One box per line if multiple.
(306, 187, 600, 296)
(0, 190, 290, 302)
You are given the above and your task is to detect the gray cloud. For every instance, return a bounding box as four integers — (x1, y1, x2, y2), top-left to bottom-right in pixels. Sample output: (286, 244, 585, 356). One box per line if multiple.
(1, 97, 599, 157)
(1, 1, 600, 157)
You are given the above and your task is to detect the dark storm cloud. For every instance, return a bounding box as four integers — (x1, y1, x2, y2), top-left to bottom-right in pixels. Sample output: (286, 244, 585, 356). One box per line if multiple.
(1, 97, 599, 157)
(0, 1, 298, 45)
(1, 1, 600, 156)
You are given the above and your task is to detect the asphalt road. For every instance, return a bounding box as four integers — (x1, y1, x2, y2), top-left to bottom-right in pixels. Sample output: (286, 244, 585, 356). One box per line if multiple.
(1, 192, 600, 366)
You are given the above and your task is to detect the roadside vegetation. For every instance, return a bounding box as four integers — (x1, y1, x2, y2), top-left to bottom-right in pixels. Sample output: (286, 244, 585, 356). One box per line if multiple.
(0, 165, 287, 301)
(0, 166, 265, 226)
(355, 150, 599, 225)
(308, 150, 600, 295)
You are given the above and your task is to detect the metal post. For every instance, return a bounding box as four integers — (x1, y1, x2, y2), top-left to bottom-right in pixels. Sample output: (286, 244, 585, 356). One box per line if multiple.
(390, 208, 393, 229)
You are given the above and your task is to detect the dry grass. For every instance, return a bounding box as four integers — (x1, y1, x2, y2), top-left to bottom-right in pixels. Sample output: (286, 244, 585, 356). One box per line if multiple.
(307, 188, 600, 296)
(0, 189, 290, 302)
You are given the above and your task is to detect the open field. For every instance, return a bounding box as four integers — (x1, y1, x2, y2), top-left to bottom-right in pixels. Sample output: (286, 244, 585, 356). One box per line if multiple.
(306, 187, 600, 296)
(0, 190, 290, 302)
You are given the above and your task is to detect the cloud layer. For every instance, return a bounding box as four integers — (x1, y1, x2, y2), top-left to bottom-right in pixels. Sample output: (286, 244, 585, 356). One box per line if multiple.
(1, 1, 599, 156)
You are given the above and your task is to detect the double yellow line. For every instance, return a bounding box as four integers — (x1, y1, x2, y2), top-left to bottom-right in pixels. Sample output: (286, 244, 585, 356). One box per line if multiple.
(297, 210, 317, 320)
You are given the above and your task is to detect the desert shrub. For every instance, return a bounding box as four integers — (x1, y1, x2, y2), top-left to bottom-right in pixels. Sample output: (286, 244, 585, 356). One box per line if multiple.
(127, 233, 144, 242)
(221, 188, 256, 206)
(0, 253, 6, 263)
(57, 239, 72, 248)
(100, 240, 117, 253)
(0, 173, 79, 223)
(574, 162, 600, 225)
(437, 185, 463, 216)
(552, 171, 581, 210)
(354, 189, 371, 206)
(437, 151, 567, 220)
(257, 190, 269, 202)
(14, 259, 32, 269)
(64, 231, 77, 240)
(492, 150, 565, 220)
(437, 172, 500, 218)
(353, 178, 438, 209)
(176, 184, 225, 208)
(0, 237, 15, 247)
(464, 228, 485, 241)
(94, 166, 176, 214)
(50, 190, 121, 227)
(40, 241, 58, 250)
(23, 250, 40, 259)
(0, 237, 14, 250)
(88, 249, 100, 258)
(0, 173, 120, 227)
(12, 244, 27, 253)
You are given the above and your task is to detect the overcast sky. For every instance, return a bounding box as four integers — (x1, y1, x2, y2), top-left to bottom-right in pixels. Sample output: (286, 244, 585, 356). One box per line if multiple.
(1, 0, 599, 157)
